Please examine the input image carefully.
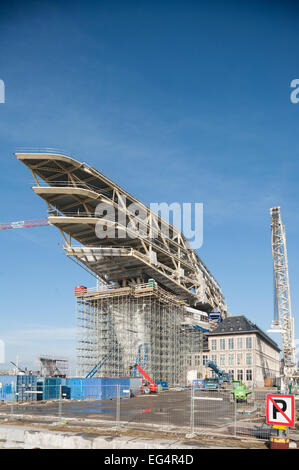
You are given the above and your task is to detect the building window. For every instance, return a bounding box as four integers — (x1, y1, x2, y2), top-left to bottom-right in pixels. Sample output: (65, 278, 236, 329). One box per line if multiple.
(236, 353, 243, 365)
(211, 339, 217, 351)
(237, 338, 243, 349)
(228, 354, 234, 366)
(194, 355, 201, 366)
(187, 355, 192, 366)
(219, 354, 225, 366)
(246, 337, 252, 349)
(246, 353, 252, 365)
(203, 355, 208, 365)
(220, 338, 226, 350)
(228, 369, 234, 380)
(228, 338, 234, 350)
(246, 369, 252, 381)
(237, 369, 243, 381)
(211, 354, 217, 364)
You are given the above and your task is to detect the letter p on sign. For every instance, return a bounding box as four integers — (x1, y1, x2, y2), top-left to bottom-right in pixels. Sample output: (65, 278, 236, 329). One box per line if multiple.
(266, 394, 295, 427)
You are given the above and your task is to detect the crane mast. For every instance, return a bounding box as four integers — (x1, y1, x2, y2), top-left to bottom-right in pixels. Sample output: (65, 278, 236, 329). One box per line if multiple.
(269, 207, 296, 388)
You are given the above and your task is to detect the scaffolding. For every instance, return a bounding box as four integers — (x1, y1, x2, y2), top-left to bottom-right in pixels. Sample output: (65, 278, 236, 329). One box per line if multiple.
(76, 283, 204, 386)
(38, 355, 69, 377)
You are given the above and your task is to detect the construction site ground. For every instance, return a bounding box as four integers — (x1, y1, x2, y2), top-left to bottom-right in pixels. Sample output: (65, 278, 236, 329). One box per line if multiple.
(0, 389, 298, 449)
(0, 421, 272, 449)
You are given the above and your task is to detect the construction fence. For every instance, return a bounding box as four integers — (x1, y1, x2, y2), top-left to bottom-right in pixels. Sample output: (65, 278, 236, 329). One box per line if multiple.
(0, 385, 290, 442)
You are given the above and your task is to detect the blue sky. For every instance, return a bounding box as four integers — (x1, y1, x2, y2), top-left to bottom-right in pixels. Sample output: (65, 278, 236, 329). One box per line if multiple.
(0, 0, 299, 371)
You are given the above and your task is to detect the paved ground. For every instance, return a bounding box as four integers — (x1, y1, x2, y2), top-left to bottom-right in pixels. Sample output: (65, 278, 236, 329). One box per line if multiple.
(0, 390, 235, 427)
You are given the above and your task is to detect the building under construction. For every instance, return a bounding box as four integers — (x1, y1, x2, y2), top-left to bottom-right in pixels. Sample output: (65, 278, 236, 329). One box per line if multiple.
(16, 151, 228, 386)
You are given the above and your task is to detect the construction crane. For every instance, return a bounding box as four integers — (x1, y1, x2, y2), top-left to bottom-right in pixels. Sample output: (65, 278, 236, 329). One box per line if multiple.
(268, 207, 297, 392)
(132, 364, 158, 393)
(0, 219, 49, 230)
(206, 360, 231, 383)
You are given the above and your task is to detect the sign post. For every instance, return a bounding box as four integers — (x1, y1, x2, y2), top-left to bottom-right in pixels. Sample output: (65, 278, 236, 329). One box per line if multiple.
(266, 394, 295, 449)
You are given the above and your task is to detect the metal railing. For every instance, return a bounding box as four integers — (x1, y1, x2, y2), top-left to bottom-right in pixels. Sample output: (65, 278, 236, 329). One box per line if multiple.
(15, 147, 77, 158)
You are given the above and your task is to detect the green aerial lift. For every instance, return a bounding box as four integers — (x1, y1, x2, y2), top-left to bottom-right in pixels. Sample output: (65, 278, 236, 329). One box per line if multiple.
(230, 380, 252, 402)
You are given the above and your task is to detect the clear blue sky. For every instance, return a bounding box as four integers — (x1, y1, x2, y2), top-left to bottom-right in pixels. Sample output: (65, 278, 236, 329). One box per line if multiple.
(0, 0, 299, 371)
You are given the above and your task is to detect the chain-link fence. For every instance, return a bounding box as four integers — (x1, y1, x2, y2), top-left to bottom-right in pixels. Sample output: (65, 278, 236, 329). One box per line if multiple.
(0, 384, 293, 442)
(190, 387, 274, 440)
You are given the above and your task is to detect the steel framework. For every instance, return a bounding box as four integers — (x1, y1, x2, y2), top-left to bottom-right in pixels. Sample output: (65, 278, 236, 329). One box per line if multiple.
(268, 207, 296, 384)
(15, 151, 227, 315)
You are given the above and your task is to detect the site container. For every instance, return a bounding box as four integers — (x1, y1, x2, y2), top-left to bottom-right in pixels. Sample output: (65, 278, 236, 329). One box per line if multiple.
(67, 377, 134, 400)
(67, 378, 103, 400)
(43, 377, 62, 400)
(0, 375, 17, 402)
(37, 378, 44, 401)
(102, 377, 131, 399)
(16, 375, 37, 402)
(61, 385, 71, 399)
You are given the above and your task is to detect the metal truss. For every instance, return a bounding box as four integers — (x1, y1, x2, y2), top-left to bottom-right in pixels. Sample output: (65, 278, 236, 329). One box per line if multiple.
(15, 151, 227, 315)
(269, 207, 296, 380)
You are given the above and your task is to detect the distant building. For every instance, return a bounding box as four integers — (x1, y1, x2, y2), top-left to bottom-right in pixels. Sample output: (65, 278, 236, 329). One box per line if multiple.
(186, 315, 280, 387)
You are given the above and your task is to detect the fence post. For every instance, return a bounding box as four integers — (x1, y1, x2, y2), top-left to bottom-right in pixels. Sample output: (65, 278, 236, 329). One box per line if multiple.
(116, 384, 120, 428)
(10, 382, 15, 421)
(190, 385, 194, 435)
(58, 384, 62, 421)
(234, 395, 237, 437)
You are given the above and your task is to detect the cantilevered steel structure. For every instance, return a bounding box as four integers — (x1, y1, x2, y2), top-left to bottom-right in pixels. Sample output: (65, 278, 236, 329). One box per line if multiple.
(15, 151, 227, 313)
(15, 151, 228, 384)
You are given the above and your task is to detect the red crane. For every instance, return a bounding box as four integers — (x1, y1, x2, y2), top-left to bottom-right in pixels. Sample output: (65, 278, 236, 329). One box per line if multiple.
(0, 219, 49, 230)
(134, 364, 158, 393)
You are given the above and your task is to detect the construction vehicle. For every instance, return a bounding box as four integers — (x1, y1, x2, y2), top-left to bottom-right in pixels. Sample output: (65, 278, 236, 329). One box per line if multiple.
(194, 377, 220, 391)
(267, 207, 298, 392)
(193, 360, 232, 391)
(133, 364, 158, 393)
(206, 360, 231, 385)
(230, 380, 252, 402)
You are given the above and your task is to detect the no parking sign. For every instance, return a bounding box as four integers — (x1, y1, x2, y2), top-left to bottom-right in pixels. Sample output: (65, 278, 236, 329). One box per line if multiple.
(266, 394, 295, 427)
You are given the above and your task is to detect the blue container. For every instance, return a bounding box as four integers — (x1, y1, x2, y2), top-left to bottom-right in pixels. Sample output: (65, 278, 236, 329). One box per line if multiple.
(67, 378, 85, 400)
(43, 377, 62, 400)
(61, 385, 71, 399)
(37, 379, 44, 401)
(102, 378, 131, 399)
(82, 378, 103, 399)
(67, 377, 132, 400)
(67, 378, 103, 400)
(0, 375, 17, 402)
(16, 375, 37, 401)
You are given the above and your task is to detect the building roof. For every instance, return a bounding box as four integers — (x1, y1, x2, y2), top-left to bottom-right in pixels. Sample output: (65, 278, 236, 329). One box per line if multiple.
(208, 315, 280, 352)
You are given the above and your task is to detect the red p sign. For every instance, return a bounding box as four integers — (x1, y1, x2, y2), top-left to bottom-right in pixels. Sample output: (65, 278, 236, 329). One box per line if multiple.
(266, 394, 295, 427)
